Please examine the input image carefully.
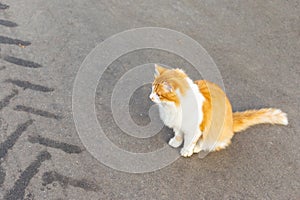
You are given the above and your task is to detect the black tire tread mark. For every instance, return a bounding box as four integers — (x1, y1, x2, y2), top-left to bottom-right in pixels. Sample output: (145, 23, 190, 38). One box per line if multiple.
(28, 135, 83, 154)
(0, 2, 9, 9)
(0, 19, 18, 27)
(0, 35, 31, 46)
(42, 171, 100, 192)
(3, 56, 42, 68)
(1, 3, 95, 198)
(14, 105, 62, 120)
(5, 79, 54, 92)
(0, 89, 18, 111)
(4, 151, 51, 200)
(0, 120, 34, 188)
(0, 165, 5, 186)
(0, 120, 34, 160)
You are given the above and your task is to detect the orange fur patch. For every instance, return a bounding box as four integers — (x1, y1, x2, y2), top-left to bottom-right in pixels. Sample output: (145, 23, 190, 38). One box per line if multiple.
(153, 66, 189, 106)
(195, 80, 287, 151)
(195, 80, 233, 151)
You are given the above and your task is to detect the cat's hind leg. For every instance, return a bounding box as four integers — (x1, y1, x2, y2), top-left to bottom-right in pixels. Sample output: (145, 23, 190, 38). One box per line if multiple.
(168, 129, 183, 148)
(194, 138, 231, 152)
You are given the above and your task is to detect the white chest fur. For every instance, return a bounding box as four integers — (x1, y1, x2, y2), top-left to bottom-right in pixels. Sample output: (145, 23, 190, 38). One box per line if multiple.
(158, 102, 180, 128)
(158, 78, 205, 134)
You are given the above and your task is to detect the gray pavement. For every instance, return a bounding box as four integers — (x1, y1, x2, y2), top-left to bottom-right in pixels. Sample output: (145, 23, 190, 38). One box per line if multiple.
(0, 0, 299, 199)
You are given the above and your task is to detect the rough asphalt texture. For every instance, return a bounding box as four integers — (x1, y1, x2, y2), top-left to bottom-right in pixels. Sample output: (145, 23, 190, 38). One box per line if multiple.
(0, 0, 299, 199)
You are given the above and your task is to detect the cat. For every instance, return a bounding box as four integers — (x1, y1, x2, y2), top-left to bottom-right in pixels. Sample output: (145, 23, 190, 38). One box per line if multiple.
(149, 64, 288, 157)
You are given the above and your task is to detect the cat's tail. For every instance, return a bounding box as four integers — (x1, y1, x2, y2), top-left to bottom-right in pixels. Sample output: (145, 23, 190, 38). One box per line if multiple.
(233, 108, 288, 133)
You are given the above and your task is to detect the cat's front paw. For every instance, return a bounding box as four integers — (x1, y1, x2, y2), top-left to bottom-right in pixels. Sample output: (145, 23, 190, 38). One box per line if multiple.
(168, 137, 182, 148)
(180, 147, 194, 157)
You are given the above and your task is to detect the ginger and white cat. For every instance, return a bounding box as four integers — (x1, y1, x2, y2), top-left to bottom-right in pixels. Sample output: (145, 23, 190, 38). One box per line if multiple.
(150, 64, 288, 157)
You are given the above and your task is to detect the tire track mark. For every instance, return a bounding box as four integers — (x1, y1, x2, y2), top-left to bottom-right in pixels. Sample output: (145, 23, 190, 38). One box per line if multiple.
(28, 135, 83, 154)
(0, 3, 9, 10)
(0, 19, 18, 27)
(0, 117, 8, 187)
(5, 79, 54, 92)
(0, 36, 31, 46)
(0, 120, 34, 187)
(0, 120, 34, 160)
(3, 56, 42, 68)
(4, 151, 51, 200)
(0, 3, 91, 198)
(14, 105, 62, 120)
(0, 89, 18, 111)
(0, 2, 58, 199)
(42, 171, 100, 192)
(0, 165, 5, 186)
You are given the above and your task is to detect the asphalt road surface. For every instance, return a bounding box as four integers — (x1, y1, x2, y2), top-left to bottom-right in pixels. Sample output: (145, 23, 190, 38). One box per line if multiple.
(0, 1, 299, 199)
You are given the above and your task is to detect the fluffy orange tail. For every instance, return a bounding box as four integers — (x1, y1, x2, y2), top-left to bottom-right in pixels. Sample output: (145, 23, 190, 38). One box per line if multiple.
(233, 108, 288, 133)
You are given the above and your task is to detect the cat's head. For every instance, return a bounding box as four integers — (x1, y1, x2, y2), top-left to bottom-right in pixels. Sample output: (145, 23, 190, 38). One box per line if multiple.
(149, 64, 188, 106)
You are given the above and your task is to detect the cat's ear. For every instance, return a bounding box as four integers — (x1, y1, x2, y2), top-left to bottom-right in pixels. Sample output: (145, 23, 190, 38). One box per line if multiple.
(154, 64, 167, 77)
(163, 81, 173, 92)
